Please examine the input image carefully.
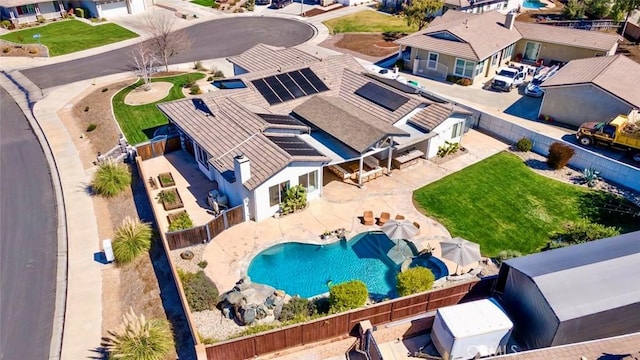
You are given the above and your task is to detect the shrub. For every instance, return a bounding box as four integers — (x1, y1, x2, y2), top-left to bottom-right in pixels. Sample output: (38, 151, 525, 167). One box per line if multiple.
(280, 185, 307, 215)
(0, 20, 11, 29)
(86, 123, 97, 132)
(396, 267, 435, 296)
(455, 78, 472, 86)
(235, 323, 280, 337)
(112, 217, 153, 264)
(2, 47, 9, 53)
(279, 297, 316, 321)
(213, 70, 224, 78)
(189, 84, 201, 95)
(329, 280, 368, 313)
(563, 0, 585, 19)
(193, 61, 206, 71)
(437, 141, 460, 158)
(550, 218, 620, 244)
(75, 7, 85, 18)
(84, 106, 90, 112)
(197, 260, 208, 269)
(91, 161, 131, 197)
(101, 87, 109, 92)
(156, 190, 176, 205)
(104, 308, 174, 360)
(168, 211, 193, 232)
(515, 137, 533, 152)
(28, 47, 38, 54)
(495, 250, 522, 266)
(547, 142, 575, 170)
(206, 76, 214, 82)
(36, 15, 45, 23)
(582, 168, 600, 188)
(178, 270, 219, 311)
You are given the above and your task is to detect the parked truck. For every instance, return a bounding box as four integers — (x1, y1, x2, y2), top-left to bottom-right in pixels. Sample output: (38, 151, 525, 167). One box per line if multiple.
(576, 110, 640, 162)
(491, 66, 526, 92)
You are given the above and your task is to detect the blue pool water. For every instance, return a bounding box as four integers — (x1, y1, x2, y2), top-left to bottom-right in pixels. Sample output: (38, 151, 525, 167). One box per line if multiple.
(523, 0, 546, 8)
(247, 232, 448, 298)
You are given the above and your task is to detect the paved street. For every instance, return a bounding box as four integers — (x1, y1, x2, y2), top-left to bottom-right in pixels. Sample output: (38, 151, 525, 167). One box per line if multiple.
(21, 17, 314, 89)
(0, 87, 57, 360)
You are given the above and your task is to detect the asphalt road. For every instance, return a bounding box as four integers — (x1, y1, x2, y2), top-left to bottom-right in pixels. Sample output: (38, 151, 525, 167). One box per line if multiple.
(0, 87, 57, 360)
(22, 17, 315, 89)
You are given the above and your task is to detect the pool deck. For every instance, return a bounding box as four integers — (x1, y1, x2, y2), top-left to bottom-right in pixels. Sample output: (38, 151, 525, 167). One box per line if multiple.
(201, 129, 509, 293)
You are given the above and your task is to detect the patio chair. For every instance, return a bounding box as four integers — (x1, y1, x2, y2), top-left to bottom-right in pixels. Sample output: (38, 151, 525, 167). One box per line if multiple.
(363, 211, 375, 225)
(395, 214, 405, 220)
(378, 212, 390, 226)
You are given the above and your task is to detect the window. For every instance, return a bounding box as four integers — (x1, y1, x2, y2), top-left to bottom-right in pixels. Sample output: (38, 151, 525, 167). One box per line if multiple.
(427, 52, 439, 70)
(298, 171, 318, 192)
(475, 60, 485, 76)
(491, 52, 499, 66)
(502, 43, 515, 60)
(17, 4, 36, 14)
(269, 181, 290, 207)
(454, 58, 476, 78)
(451, 121, 464, 138)
(196, 145, 210, 170)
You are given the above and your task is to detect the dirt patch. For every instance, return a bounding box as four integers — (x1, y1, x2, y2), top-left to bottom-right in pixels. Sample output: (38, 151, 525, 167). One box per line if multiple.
(617, 39, 640, 64)
(429, 147, 469, 165)
(320, 33, 400, 62)
(0, 40, 48, 57)
(124, 82, 173, 105)
(302, 4, 345, 17)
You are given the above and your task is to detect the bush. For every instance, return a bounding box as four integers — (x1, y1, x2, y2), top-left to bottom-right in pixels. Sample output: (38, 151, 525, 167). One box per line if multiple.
(104, 308, 174, 360)
(396, 267, 435, 296)
(2, 47, 9, 54)
(206, 76, 214, 82)
(112, 217, 153, 264)
(329, 280, 368, 313)
(213, 70, 225, 78)
(189, 84, 201, 95)
(495, 250, 522, 266)
(0, 20, 11, 29)
(279, 297, 316, 322)
(168, 211, 193, 232)
(550, 218, 620, 244)
(193, 61, 206, 71)
(197, 260, 208, 269)
(101, 87, 109, 92)
(280, 185, 307, 215)
(437, 141, 460, 158)
(178, 270, 219, 311)
(455, 78, 472, 86)
(36, 15, 45, 23)
(86, 123, 97, 132)
(547, 142, 575, 170)
(581, 168, 600, 187)
(91, 160, 131, 197)
(515, 137, 532, 152)
(563, 0, 585, 19)
(75, 7, 85, 18)
(156, 190, 176, 204)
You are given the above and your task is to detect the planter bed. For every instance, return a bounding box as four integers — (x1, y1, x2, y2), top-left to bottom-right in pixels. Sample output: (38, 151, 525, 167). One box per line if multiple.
(159, 188, 184, 211)
(158, 172, 176, 187)
(167, 210, 187, 224)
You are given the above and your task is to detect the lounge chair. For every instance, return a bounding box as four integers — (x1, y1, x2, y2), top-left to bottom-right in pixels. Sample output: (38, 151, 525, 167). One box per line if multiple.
(363, 211, 374, 225)
(395, 214, 405, 220)
(378, 212, 390, 226)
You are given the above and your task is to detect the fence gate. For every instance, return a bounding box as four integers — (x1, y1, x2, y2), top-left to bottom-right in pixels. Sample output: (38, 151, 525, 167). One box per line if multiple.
(136, 136, 182, 160)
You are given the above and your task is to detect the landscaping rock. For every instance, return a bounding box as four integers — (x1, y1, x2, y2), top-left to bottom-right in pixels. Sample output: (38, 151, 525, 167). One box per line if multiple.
(256, 304, 268, 320)
(180, 250, 194, 260)
(239, 306, 257, 325)
(223, 290, 245, 306)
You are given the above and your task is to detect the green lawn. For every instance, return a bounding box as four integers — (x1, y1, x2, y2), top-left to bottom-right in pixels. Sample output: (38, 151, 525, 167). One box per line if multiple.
(190, 0, 214, 6)
(322, 10, 417, 34)
(0, 19, 138, 56)
(413, 152, 640, 257)
(113, 73, 205, 145)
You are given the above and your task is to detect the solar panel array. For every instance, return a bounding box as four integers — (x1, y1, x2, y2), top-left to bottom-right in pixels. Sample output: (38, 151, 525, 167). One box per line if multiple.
(354, 82, 410, 111)
(257, 113, 306, 126)
(251, 68, 330, 105)
(269, 136, 325, 157)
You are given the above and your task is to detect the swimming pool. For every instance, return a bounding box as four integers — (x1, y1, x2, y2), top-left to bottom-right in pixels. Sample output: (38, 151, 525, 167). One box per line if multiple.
(247, 232, 448, 298)
(523, 0, 546, 8)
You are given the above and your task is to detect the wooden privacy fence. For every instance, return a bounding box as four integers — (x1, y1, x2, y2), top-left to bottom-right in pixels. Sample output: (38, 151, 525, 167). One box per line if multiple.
(166, 205, 245, 250)
(206, 280, 485, 360)
(136, 136, 181, 161)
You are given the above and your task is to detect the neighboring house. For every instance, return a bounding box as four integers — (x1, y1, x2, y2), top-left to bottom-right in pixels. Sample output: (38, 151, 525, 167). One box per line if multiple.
(158, 45, 472, 221)
(442, 0, 520, 15)
(66, 0, 146, 19)
(538, 55, 640, 127)
(395, 10, 619, 83)
(0, 0, 65, 24)
(493, 231, 640, 350)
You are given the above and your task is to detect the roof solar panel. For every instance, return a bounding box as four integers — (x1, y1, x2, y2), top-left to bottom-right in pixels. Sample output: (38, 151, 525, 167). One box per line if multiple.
(300, 68, 329, 92)
(276, 74, 305, 98)
(251, 78, 282, 105)
(289, 71, 317, 96)
(257, 113, 306, 126)
(354, 82, 409, 111)
(264, 76, 294, 102)
(269, 136, 324, 157)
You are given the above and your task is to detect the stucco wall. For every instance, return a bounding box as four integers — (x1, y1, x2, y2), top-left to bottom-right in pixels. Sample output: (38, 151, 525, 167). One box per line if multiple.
(540, 84, 633, 127)
(427, 116, 467, 158)
(411, 48, 506, 83)
(514, 39, 606, 64)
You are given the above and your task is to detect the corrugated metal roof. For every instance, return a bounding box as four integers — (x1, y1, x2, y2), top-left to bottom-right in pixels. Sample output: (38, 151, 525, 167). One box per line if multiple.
(541, 55, 640, 108)
(226, 43, 320, 73)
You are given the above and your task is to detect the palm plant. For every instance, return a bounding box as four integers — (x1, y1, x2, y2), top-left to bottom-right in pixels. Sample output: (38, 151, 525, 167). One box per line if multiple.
(92, 160, 131, 197)
(104, 308, 174, 360)
(112, 217, 152, 264)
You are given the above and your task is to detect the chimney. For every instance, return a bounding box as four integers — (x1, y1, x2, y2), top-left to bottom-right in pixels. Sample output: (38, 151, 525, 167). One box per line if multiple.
(505, 12, 516, 30)
(234, 153, 251, 184)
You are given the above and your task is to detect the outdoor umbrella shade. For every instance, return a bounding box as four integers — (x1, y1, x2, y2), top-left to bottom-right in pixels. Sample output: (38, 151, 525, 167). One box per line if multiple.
(380, 219, 420, 240)
(440, 237, 481, 274)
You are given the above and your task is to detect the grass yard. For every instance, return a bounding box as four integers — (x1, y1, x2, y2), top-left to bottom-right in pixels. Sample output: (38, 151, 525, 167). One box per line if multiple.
(323, 10, 417, 34)
(413, 152, 640, 257)
(190, 0, 214, 6)
(112, 73, 205, 144)
(0, 19, 138, 56)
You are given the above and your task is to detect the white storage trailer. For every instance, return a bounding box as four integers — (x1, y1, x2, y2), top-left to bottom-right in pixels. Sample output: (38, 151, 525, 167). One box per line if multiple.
(431, 298, 513, 360)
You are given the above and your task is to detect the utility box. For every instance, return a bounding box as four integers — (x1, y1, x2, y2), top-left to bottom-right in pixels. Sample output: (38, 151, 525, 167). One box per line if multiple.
(431, 298, 513, 360)
(103, 239, 115, 263)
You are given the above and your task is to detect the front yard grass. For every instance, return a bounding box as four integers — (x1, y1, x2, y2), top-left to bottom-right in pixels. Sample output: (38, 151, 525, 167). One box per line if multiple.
(413, 152, 640, 257)
(190, 0, 214, 6)
(0, 19, 138, 56)
(112, 73, 205, 144)
(323, 10, 417, 34)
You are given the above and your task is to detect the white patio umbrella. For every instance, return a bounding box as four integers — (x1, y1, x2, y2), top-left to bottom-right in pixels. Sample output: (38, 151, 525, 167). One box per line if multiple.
(380, 219, 420, 240)
(440, 237, 481, 275)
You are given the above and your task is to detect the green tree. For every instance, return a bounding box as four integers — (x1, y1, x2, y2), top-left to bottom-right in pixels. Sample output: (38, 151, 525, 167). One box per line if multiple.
(563, 0, 586, 19)
(104, 308, 174, 360)
(612, 0, 640, 33)
(329, 280, 368, 313)
(403, 0, 443, 30)
(112, 217, 153, 264)
(396, 267, 435, 296)
(585, 0, 611, 19)
(91, 160, 131, 197)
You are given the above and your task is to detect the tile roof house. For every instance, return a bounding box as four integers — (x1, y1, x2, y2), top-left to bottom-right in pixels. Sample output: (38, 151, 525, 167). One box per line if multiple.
(395, 10, 619, 83)
(157, 45, 472, 221)
(442, 0, 521, 15)
(538, 54, 640, 127)
(0, 0, 146, 24)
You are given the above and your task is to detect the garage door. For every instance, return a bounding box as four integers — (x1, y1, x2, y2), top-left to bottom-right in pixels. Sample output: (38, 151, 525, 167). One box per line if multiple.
(100, 1, 128, 17)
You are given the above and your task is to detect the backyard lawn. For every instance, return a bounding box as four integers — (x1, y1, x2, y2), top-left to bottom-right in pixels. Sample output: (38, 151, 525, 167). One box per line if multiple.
(323, 10, 417, 34)
(0, 20, 138, 56)
(112, 73, 205, 144)
(413, 152, 640, 257)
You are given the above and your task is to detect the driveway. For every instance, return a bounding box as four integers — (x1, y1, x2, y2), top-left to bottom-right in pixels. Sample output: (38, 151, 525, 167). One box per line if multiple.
(0, 87, 57, 360)
(21, 17, 315, 89)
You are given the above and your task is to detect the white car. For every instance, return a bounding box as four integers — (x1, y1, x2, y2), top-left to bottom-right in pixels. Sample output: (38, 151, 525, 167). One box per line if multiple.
(524, 64, 560, 98)
(366, 65, 399, 80)
(491, 66, 526, 92)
